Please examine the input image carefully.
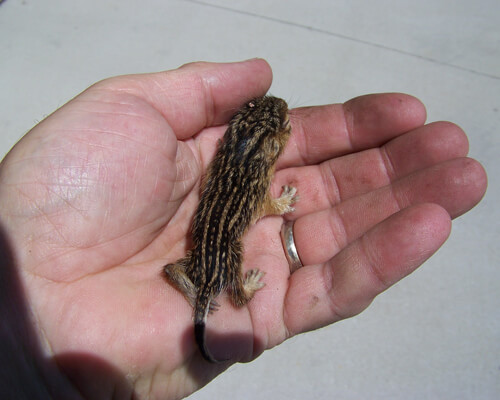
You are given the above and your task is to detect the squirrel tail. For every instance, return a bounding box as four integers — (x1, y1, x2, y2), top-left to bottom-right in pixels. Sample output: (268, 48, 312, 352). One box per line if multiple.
(194, 298, 223, 363)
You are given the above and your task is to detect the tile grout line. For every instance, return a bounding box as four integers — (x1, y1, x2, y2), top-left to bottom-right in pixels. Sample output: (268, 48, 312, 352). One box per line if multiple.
(184, 0, 499, 80)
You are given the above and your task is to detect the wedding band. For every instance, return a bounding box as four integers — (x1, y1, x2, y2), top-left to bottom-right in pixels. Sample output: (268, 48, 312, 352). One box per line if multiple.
(280, 221, 303, 273)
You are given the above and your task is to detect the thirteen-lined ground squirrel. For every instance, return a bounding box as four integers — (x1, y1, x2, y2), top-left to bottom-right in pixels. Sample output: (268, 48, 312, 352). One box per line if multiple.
(164, 95, 297, 362)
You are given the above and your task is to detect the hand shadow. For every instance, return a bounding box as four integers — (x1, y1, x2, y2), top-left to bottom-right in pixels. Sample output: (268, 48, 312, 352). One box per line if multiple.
(0, 223, 137, 399)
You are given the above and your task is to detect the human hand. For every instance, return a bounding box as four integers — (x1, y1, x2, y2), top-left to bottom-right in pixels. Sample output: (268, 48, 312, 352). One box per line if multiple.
(0, 59, 486, 399)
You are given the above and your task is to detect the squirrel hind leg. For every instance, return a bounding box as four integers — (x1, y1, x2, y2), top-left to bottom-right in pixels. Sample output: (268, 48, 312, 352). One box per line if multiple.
(164, 256, 197, 307)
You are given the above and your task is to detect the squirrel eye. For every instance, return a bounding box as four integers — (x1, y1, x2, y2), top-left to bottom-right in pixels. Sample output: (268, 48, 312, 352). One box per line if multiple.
(281, 117, 291, 130)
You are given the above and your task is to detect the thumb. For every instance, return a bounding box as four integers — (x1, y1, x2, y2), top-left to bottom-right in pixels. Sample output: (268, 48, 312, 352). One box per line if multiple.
(97, 59, 274, 140)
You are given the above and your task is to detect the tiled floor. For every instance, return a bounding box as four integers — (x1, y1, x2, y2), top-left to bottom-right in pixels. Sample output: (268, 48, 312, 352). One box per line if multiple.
(1, 1, 498, 398)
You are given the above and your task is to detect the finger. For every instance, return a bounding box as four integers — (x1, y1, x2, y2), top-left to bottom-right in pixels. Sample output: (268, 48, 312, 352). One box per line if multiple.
(95, 59, 273, 139)
(284, 203, 451, 334)
(273, 121, 470, 216)
(293, 157, 486, 266)
(280, 93, 427, 168)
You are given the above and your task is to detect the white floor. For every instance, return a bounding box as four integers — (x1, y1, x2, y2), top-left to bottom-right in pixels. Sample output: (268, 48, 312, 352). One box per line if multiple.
(1, 1, 499, 399)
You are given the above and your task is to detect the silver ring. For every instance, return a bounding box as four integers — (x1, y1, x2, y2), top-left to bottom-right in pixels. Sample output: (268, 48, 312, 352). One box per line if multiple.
(280, 221, 303, 273)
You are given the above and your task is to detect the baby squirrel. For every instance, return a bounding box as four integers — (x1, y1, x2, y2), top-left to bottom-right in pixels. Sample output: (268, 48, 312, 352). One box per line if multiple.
(164, 95, 297, 362)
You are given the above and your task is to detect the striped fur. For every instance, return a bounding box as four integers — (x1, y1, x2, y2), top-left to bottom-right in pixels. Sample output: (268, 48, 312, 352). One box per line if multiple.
(164, 96, 294, 362)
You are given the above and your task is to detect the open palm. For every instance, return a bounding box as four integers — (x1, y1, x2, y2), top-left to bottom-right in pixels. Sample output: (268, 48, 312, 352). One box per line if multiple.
(0, 60, 486, 399)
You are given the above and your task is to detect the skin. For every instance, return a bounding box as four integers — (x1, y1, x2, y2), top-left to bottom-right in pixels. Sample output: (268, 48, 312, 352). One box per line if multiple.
(0, 59, 487, 399)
